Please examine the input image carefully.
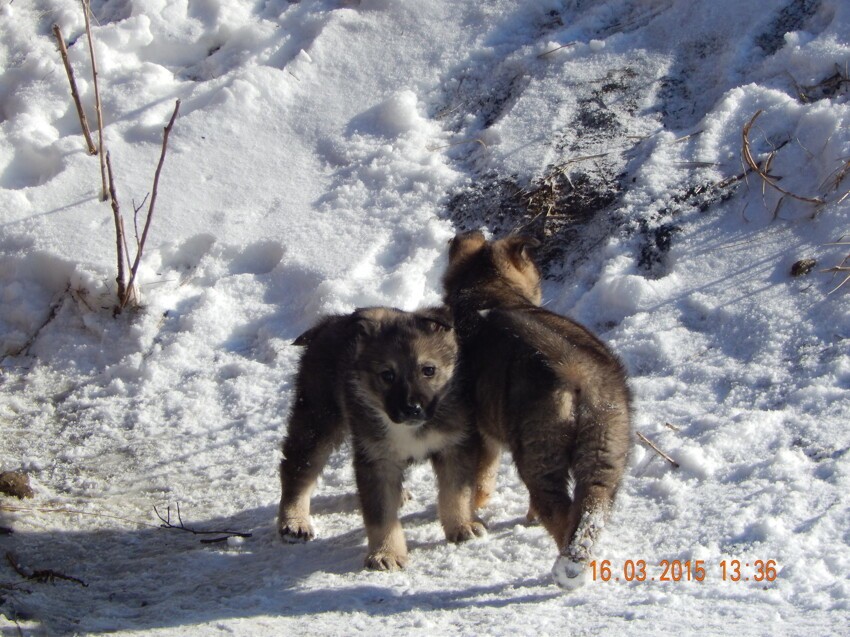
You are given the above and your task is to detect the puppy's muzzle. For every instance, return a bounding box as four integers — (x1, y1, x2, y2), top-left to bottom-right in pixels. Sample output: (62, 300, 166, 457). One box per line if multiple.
(401, 402, 426, 421)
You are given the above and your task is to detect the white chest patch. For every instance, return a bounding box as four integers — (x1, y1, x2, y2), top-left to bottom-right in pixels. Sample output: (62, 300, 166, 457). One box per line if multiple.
(384, 421, 456, 462)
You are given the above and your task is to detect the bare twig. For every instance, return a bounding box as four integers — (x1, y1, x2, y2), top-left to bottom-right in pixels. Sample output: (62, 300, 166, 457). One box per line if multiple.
(636, 431, 680, 468)
(154, 503, 252, 543)
(427, 138, 488, 152)
(81, 0, 107, 200)
(121, 99, 180, 309)
(52, 24, 97, 155)
(0, 503, 160, 529)
(821, 157, 850, 204)
(6, 552, 88, 588)
(741, 110, 825, 207)
(795, 63, 850, 102)
(105, 152, 127, 305)
(538, 42, 576, 58)
(132, 193, 150, 249)
(0, 287, 68, 360)
(822, 244, 850, 293)
(121, 100, 180, 308)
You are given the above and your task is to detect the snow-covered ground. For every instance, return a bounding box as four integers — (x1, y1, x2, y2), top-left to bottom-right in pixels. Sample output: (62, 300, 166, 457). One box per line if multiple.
(1, 0, 849, 634)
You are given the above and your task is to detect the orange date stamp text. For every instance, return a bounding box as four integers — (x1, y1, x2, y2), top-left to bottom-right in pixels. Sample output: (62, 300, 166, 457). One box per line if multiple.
(589, 559, 779, 583)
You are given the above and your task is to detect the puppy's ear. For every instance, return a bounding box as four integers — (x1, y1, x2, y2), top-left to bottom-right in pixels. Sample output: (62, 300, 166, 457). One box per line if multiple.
(414, 306, 454, 333)
(448, 230, 487, 265)
(352, 307, 397, 340)
(293, 325, 320, 346)
(293, 315, 337, 346)
(503, 235, 541, 269)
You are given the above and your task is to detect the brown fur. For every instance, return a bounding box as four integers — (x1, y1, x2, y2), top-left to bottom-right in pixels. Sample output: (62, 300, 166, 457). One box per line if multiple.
(442, 231, 632, 583)
(278, 306, 484, 571)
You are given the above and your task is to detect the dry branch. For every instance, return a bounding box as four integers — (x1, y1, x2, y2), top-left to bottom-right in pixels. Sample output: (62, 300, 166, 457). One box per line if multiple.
(0, 503, 160, 528)
(0, 287, 68, 360)
(120, 99, 181, 310)
(636, 431, 680, 469)
(1, 503, 251, 542)
(823, 255, 850, 294)
(154, 503, 252, 544)
(538, 42, 576, 58)
(52, 24, 97, 155)
(105, 152, 127, 304)
(81, 0, 107, 200)
(741, 110, 825, 208)
(821, 158, 850, 205)
(6, 552, 88, 588)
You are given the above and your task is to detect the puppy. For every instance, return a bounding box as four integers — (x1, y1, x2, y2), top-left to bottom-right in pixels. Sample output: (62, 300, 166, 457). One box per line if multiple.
(278, 307, 485, 571)
(442, 231, 632, 589)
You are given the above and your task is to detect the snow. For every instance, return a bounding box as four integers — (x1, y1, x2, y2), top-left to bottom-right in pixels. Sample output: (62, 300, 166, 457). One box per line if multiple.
(1, 0, 849, 634)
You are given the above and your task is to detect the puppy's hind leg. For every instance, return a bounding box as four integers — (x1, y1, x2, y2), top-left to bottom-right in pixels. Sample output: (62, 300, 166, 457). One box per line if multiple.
(515, 441, 580, 587)
(278, 404, 345, 542)
(552, 410, 630, 589)
(473, 434, 501, 511)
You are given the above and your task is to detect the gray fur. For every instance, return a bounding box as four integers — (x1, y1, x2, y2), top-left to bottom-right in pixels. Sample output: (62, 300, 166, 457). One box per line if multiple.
(442, 231, 632, 586)
(278, 307, 485, 571)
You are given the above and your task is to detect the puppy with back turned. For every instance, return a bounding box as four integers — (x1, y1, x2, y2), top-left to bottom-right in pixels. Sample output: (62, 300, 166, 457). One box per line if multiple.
(278, 306, 485, 571)
(442, 231, 632, 589)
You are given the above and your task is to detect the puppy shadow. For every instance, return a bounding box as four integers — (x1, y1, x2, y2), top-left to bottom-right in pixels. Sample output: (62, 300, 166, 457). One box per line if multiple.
(310, 491, 361, 515)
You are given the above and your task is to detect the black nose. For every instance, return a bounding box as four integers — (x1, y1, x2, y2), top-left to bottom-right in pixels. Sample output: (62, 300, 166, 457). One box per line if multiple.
(401, 402, 424, 419)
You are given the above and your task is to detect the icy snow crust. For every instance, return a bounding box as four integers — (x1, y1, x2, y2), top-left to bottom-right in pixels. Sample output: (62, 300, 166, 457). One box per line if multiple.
(1, 0, 849, 634)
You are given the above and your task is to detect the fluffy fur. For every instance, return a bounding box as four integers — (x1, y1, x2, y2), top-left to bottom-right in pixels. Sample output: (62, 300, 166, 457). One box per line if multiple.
(442, 231, 632, 588)
(278, 306, 485, 571)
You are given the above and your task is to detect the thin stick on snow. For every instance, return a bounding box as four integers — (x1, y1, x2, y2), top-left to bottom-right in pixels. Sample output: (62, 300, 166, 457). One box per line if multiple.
(822, 260, 850, 294)
(538, 42, 576, 58)
(427, 138, 488, 152)
(636, 431, 680, 469)
(741, 110, 825, 208)
(0, 504, 160, 529)
(6, 552, 88, 588)
(121, 99, 181, 310)
(52, 24, 97, 155)
(0, 287, 68, 360)
(81, 0, 108, 200)
(154, 503, 252, 543)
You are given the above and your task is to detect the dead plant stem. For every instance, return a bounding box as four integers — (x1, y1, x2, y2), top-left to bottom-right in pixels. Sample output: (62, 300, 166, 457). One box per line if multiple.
(121, 99, 181, 309)
(636, 431, 680, 469)
(741, 110, 824, 208)
(52, 24, 97, 155)
(81, 0, 108, 200)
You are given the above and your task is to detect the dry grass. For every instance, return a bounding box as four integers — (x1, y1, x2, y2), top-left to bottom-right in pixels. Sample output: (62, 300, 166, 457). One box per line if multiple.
(52, 24, 97, 156)
(793, 63, 850, 103)
(823, 236, 850, 294)
(741, 110, 825, 212)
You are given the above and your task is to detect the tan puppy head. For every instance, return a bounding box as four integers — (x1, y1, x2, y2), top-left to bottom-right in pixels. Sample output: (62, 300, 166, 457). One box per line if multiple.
(443, 231, 542, 306)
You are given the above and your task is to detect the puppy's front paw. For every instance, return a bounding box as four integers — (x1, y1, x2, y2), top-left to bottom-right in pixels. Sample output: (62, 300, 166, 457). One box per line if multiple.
(445, 520, 487, 543)
(278, 516, 315, 543)
(364, 550, 408, 571)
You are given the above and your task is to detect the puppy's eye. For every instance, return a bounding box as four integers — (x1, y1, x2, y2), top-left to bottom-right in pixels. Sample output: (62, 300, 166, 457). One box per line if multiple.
(380, 370, 395, 383)
(422, 366, 436, 378)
